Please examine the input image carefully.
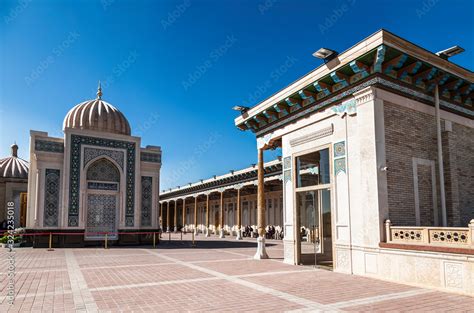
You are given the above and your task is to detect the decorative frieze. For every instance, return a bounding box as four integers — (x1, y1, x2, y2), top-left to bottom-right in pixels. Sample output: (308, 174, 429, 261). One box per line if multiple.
(141, 152, 161, 163)
(354, 86, 377, 106)
(256, 76, 380, 136)
(256, 76, 473, 136)
(35, 140, 64, 153)
(332, 98, 357, 117)
(87, 182, 118, 191)
(289, 124, 333, 147)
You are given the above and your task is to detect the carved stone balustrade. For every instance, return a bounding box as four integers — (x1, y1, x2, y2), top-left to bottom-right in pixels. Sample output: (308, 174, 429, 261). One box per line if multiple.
(384, 219, 474, 249)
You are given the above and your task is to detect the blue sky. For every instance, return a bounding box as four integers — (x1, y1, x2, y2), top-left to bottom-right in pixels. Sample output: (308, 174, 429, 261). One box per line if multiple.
(1, 0, 473, 190)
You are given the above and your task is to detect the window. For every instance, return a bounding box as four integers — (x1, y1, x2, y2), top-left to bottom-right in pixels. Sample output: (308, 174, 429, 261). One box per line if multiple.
(295, 148, 330, 188)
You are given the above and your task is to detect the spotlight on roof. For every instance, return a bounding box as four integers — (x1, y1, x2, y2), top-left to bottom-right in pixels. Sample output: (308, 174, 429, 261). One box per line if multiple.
(232, 105, 250, 113)
(313, 47, 338, 62)
(436, 46, 465, 60)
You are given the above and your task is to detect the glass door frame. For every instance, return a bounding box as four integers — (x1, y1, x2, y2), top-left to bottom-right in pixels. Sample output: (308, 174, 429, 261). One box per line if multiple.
(292, 144, 333, 266)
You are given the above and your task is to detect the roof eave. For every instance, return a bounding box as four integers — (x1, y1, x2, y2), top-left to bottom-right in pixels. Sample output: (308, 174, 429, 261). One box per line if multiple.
(234, 29, 473, 129)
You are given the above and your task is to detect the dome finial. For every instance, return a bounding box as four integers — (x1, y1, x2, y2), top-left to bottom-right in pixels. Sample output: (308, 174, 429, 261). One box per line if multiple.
(97, 81, 103, 100)
(11, 143, 18, 157)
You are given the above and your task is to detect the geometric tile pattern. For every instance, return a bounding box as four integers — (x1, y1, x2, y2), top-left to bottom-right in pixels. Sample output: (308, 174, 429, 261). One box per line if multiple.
(35, 139, 64, 153)
(43, 169, 60, 227)
(85, 194, 117, 240)
(87, 182, 118, 191)
(86, 158, 120, 182)
(84, 147, 124, 169)
(333, 141, 346, 158)
(333, 141, 346, 175)
(68, 134, 136, 227)
(283, 156, 291, 169)
(141, 152, 161, 163)
(334, 158, 346, 175)
(141, 176, 153, 227)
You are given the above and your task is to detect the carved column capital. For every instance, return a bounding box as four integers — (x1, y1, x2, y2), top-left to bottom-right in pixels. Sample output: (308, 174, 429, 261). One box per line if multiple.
(353, 86, 378, 106)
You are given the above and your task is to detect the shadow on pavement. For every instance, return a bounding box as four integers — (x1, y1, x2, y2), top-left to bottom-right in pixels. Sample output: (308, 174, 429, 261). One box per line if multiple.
(156, 239, 278, 249)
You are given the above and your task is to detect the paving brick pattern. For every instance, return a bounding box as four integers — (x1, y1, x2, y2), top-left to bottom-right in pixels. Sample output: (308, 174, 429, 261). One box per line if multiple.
(1, 233, 473, 312)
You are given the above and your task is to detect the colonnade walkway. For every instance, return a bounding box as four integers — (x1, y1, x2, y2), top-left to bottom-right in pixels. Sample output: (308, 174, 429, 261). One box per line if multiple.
(1, 234, 473, 312)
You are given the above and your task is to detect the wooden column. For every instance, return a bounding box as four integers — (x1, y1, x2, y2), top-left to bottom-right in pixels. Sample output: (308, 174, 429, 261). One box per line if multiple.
(166, 201, 170, 232)
(182, 198, 186, 229)
(236, 188, 242, 240)
(173, 201, 178, 232)
(194, 197, 198, 234)
(220, 192, 224, 228)
(205, 194, 210, 236)
(219, 191, 225, 238)
(257, 148, 265, 237)
(236, 189, 241, 229)
(254, 147, 268, 259)
(160, 203, 163, 229)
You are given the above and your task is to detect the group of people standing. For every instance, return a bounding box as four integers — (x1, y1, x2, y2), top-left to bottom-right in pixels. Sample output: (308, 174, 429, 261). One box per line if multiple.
(241, 225, 283, 240)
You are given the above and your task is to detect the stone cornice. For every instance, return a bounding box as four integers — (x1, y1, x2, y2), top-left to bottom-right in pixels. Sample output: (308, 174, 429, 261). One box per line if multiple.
(289, 124, 334, 147)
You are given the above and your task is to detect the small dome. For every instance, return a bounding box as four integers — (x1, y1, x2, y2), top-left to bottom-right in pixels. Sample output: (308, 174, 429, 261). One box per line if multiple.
(63, 83, 131, 136)
(0, 144, 29, 179)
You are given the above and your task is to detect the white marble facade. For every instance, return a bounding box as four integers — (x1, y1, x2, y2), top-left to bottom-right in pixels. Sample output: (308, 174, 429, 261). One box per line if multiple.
(26, 89, 162, 239)
(271, 85, 473, 294)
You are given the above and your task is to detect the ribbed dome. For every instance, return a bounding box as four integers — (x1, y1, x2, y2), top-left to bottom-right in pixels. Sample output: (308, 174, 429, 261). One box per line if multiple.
(0, 144, 29, 179)
(63, 85, 131, 135)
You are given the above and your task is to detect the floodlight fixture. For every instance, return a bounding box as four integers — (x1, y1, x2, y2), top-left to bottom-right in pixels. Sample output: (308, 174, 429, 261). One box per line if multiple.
(232, 105, 250, 113)
(436, 46, 465, 60)
(313, 47, 338, 62)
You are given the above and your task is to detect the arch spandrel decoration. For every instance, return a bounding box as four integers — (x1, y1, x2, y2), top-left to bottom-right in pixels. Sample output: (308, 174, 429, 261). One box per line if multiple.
(86, 158, 121, 182)
(84, 147, 125, 170)
(68, 135, 136, 227)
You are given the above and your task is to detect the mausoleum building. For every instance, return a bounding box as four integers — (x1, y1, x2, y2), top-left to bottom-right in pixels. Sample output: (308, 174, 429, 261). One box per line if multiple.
(26, 85, 162, 246)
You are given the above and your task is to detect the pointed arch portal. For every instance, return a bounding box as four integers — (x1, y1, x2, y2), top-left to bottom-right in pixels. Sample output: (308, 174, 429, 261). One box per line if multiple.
(85, 158, 121, 240)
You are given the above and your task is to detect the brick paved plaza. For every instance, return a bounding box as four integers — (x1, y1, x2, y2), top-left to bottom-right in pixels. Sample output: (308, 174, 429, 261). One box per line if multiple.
(1, 234, 473, 312)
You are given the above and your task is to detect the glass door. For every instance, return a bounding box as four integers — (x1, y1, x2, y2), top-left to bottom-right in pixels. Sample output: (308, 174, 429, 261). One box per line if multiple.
(294, 147, 333, 267)
(296, 189, 332, 266)
(297, 191, 320, 265)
